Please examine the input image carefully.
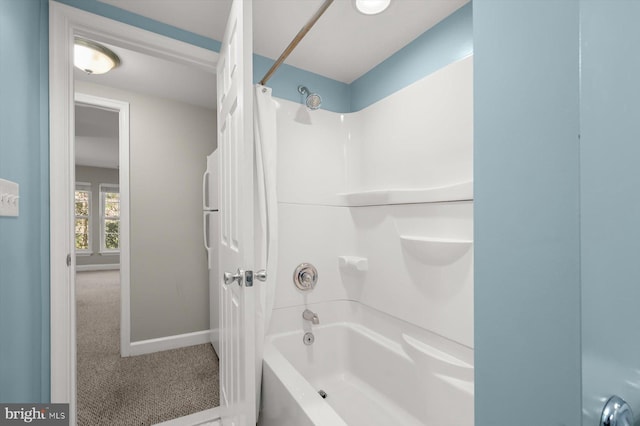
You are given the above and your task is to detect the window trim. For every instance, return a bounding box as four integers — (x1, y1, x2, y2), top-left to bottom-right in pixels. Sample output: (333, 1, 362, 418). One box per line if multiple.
(99, 183, 120, 254)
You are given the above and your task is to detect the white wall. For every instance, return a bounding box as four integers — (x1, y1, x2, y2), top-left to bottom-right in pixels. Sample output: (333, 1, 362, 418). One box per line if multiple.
(272, 57, 473, 348)
(75, 81, 217, 341)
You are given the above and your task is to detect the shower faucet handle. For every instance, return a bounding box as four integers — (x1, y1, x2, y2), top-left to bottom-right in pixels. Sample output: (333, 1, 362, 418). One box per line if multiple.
(294, 263, 318, 291)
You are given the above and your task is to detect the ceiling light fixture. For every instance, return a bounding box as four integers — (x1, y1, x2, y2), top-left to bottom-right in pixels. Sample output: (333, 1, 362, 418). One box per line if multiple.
(74, 38, 121, 75)
(354, 0, 391, 15)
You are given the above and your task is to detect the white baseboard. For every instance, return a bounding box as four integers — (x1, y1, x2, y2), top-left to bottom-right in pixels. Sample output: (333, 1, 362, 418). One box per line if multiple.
(76, 264, 120, 272)
(129, 329, 212, 357)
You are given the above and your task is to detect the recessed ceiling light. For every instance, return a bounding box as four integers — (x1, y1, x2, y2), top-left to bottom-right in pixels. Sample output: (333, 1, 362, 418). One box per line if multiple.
(354, 0, 391, 15)
(74, 38, 121, 75)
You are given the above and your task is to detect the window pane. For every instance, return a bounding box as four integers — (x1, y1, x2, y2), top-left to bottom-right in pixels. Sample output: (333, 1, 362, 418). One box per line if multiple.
(75, 191, 89, 216)
(75, 234, 88, 250)
(75, 218, 88, 234)
(75, 201, 89, 216)
(105, 200, 120, 217)
(105, 219, 119, 249)
(105, 192, 119, 201)
(75, 218, 89, 250)
(75, 190, 90, 250)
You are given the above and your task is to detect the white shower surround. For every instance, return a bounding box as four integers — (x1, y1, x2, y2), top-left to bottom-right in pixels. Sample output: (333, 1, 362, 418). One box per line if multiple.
(277, 55, 473, 206)
(261, 56, 473, 425)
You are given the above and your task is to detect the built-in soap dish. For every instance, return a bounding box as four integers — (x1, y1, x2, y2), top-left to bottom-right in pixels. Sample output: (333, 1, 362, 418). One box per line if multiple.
(400, 236, 472, 265)
(338, 256, 368, 272)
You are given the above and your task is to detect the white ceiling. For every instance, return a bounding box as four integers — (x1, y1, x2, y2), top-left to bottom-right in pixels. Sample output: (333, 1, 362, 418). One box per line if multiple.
(75, 0, 468, 168)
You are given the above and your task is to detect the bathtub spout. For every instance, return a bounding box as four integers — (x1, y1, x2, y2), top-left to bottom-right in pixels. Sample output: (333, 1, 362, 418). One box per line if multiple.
(303, 309, 319, 325)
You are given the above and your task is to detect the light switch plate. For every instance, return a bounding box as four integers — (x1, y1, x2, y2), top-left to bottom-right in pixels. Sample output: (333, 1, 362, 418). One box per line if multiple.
(0, 178, 19, 217)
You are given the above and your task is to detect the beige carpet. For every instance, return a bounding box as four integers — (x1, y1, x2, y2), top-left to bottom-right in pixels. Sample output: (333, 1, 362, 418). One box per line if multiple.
(76, 270, 219, 426)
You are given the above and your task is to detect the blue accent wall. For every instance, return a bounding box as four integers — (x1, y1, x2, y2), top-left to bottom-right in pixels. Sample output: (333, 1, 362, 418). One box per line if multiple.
(350, 2, 472, 112)
(580, 1, 640, 421)
(0, 0, 50, 403)
(473, 1, 582, 424)
(253, 55, 350, 113)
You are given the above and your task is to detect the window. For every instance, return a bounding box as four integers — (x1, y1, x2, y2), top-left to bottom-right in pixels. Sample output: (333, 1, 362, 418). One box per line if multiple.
(75, 183, 91, 252)
(100, 184, 120, 253)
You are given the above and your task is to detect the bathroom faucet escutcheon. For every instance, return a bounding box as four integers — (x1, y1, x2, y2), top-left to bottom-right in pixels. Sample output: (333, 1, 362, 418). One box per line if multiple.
(303, 309, 319, 325)
(294, 263, 318, 291)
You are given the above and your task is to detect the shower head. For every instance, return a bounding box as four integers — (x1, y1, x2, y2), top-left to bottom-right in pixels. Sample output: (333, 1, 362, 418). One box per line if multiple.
(305, 92, 322, 110)
(298, 85, 322, 110)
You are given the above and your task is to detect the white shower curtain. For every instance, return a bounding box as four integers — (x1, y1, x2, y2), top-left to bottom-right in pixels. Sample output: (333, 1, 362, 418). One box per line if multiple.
(253, 84, 278, 417)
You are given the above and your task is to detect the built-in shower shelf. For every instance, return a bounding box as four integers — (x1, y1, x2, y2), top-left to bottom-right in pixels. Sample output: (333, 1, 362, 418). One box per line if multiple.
(400, 235, 472, 265)
(337, 180, 473, 207)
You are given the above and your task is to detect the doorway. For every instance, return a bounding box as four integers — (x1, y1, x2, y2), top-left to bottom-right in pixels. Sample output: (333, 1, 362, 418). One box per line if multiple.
(74, 94, 130, 356)
(50, 3, 220, 424)
(72, 75, 219, 426)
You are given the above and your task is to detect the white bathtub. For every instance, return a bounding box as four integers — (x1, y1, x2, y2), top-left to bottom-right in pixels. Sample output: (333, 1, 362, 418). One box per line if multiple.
(258, 300, 474, 426)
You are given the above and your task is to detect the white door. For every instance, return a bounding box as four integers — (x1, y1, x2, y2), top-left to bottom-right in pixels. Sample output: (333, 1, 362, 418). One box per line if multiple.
(217, 0, 255, 425)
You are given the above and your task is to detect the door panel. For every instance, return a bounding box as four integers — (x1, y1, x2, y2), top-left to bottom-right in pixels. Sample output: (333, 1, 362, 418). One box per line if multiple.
(207, 211, 221, 355)
(217, 0, 255, 425)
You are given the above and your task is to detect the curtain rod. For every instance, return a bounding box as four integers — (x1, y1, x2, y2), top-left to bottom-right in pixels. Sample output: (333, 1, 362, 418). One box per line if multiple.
(259, 0, 334, 86)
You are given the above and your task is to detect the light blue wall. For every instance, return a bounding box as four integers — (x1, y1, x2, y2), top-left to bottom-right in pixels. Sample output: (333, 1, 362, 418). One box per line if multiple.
(350, 2, 472, 112)
(473, 1, 582, 424)
(0, 0, 50, 403)
(253, 54, 351, 114)
(580, 1, 640, 422)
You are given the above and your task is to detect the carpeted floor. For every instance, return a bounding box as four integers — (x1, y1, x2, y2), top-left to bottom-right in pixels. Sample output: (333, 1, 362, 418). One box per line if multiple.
(76, 270, 219, 425)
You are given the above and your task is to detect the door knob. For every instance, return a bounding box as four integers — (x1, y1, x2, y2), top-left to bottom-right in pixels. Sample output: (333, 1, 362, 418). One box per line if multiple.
(601, 395, 634, 426)
(255, 269, 267, 282)
(223, 269, 242, 285)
